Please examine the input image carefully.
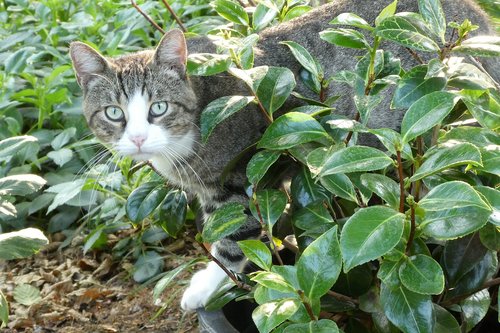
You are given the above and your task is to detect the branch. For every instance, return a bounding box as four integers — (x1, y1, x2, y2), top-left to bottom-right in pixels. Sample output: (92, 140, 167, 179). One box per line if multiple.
(440, 277, 500, 306)
(298, 290, 317, 321)
(160, 0, 187, 32)
(343, 112, 360, 146)
(131, 0, 165, 34)
(327, 290, 359, 305)
(396, 150, 405, 213)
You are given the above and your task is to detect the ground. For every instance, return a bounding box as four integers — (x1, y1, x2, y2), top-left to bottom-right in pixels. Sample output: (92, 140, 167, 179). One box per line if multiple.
(0, 230, 202, 333)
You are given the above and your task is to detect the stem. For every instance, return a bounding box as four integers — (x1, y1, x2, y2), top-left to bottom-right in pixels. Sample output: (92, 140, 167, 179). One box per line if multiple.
(319, 79, 327, 103)
(131, 0, 165, 34)
(396, 150, 405, 213)
(327, 290, 359, 305)
(343, 112, 360, 146)
(440, 277, 500, 306)
(197, 240, 252, 291)
(404, 47, 424, 64)
(366, 37, 381, 91)
(159, 0, 187, 32)
(298, 290, 317, 321)
(405, 203, 416, 254)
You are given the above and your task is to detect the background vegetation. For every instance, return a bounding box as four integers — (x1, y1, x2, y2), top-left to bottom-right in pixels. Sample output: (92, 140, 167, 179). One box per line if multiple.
(1, 0, 499, 332)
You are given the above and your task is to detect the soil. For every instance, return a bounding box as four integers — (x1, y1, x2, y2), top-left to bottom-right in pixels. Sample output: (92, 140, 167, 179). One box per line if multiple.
(0, 230, 203, 333)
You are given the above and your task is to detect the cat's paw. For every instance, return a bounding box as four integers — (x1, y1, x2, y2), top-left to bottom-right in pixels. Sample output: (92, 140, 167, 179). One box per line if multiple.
(180, 261, 227, 312)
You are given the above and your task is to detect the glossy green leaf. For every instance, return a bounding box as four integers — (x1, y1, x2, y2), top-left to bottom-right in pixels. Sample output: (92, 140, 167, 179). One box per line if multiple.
(462, 89, 500, 131)
(0, 228, 48, 260)
(239, 240, 272, 271)
(418, 0, 446, 42)
(201, 95, 255, 143)
(330, 13, 373, 30)
(420, 181, 490, 212)
(0, 200, 16, 220)
(251, 271, 296, 294)
(369, 128, 413, 160)
(46, 179, 85, 214)
(375, 16, 440, 52)
(434, 304, 460, 333)
(410, 142, 482, 181)
(297, 226, 342, 300)
(320, 173, 358, 202)
(447, 63, 496, 90)
(399, 255, 444, 295)
(159, 190, 187, 237)
(13, 284, 41, 306)
(238, 34, 259, 69)
(0, 290, 7, 327)
(47, 148, 73, 167)
(250, 189, 287, 231)
(126, 182, 167, 223)
(360, 174, 400, 209)
(452, 36, 500, 57)
(246, 150, 281, 185)
(341, 206, 405, 271)
(252, 298, 300, 333)
(378, 260, 403, 288)
(253, 3, 278, 31)
(0, 174, 46, 196)
(281, 41, 323, 78)
(474, 186, 500, 226)
(292, 201, 334, 238)
(256, 67, 296, 115)
(461, 290, 491, 332)
(479, 223, 500, 251)
(202, 202, 247, 243)
(291, 167, 329, 208)
(380, 283, 434, 333)
(283, 319, 339, 333)
(187, 53, 231, 76)
(212, 0, 249, 26)
(392, 65, 446, 109)
(442, 233, 488, 286)
(133, 251, 164, 283)
(320, 28, 370, 49)
(316, 146, 393, 177)
(258, 112, 331, 150)
(400, 91, 459, 144)
(375, 0, 398, 26)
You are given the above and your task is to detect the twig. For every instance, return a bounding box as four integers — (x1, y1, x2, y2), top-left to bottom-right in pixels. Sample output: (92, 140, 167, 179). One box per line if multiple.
(405, 47, 424, 64)
(396, 150, 405, 213)
(344, 112, 360, 145)
(298, 290, 317, 321)
(197, 240, 252, 291)
(160, 0, 187, 32)
(440, 277, 500, 306)
(327, 290, 359, 305)
(405, 202, 416, 254)
(131, 0, 165, 34)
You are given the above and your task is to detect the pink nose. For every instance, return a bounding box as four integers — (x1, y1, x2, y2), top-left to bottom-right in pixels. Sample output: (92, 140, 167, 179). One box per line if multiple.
(130, 135, 147, 148)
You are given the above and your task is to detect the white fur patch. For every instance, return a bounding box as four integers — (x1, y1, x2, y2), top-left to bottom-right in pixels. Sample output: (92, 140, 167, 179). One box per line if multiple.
(180, 261, 228, 311)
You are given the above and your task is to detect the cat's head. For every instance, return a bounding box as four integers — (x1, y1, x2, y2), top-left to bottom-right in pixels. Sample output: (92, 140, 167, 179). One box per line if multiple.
(69, 30, 198, 162)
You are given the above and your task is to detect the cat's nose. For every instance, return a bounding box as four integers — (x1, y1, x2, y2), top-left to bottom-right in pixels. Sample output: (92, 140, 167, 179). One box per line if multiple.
(130, 135, 147, 148)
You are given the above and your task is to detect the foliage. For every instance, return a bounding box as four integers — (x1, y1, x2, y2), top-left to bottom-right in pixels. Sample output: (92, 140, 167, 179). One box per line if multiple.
(1, 0, 499, 332)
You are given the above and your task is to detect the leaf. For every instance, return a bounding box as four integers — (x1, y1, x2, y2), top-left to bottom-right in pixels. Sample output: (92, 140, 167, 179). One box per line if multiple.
(298, 226, 342, 300)
(252, 299, 300, 333)
(280, 41, 323, 79)
(46, 179, 85, 214)
(369, 128, 413, 160)
(282, 5, 312, 22)
(126, 182, 168, 223)
(447, 63, 496, 90)
(340, 206, 405, 271)
(0, 174, 46, 196)
(283, 320, 339, 333)
(410, 142, 482, 181)
(13, 284, 41, 306)
(400, 91, 459, 144)
(419, 182, 492, 239)
(292, 201, 334, 236)
(159, 190, 187, 237)
(187, 53, 231, 76)
(133, 251, 164, 283)
(0, 200, 16, 220)
(452, 36, 500, 57)
(461, 290, 491, 332)
(238, 240, 272, 271)
(474, 186, 500, 226)
(246, 150, 281, 185)
(442, 232, 488, 286)
(399, 255, 444, 295)
(375, 16, 440, 52)
(461, 89, 500, 131)
(360, 174, 400, 209)
(375, 0, 398, 26)
(250, 189, 287, 231)
(418, 0, 446, 42)
(47, 148, 73, 167)
(316, 146, 393, 177)
(51, 127, 76, 150)
(434, 304, 460, 333)
(380, 283, 434, 333)
(200, 95, 255, 143)
(253, 3, 278, 31)
(290, 167, 329, 208)
(258, 112, 331, 150)
(320, 28, 370, 49)
(330, 13, 372, 30)
(251, 272, 296, 293)
(391, 65, 446, 109)
(0, 290, 7, 327)
(202, 202, 247, 243)
(479, 223, 500, 251)
(256, 67, 296, 115)
(211, 0, 249, 26)
(0, 228, 48, 260)
(320, 173, 358, 202)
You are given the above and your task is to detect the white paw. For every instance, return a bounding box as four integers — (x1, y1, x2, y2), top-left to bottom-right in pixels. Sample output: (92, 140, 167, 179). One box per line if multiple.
(181, 261, 228, 311)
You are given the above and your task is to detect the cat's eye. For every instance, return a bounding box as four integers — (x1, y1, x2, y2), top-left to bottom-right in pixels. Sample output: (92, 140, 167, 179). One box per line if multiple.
(104, 106, 124, 121)
(149, 101, 169, 117)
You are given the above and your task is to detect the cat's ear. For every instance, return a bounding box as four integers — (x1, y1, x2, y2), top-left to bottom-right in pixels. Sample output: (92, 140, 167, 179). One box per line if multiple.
(69, 42, 110, 87)
(154, 29, 187, 72)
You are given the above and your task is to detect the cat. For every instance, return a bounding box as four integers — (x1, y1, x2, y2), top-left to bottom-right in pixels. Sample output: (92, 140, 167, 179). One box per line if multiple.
(69, 0, 498, 311)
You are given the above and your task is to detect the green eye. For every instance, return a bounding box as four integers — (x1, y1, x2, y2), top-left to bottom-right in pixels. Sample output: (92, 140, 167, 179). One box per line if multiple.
(105, 106, 124, 121)
(150, 101, 169, 117)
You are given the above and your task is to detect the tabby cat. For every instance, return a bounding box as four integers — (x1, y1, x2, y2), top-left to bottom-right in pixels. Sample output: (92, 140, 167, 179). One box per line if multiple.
(70, 0, 498, 311)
